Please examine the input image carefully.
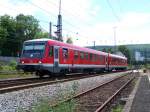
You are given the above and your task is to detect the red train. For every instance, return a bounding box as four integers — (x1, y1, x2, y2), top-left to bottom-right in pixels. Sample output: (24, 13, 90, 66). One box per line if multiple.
(18, 39, 127, 77)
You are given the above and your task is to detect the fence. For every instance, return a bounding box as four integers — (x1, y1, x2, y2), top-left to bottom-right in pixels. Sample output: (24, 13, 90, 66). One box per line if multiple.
(0, 56, 19, 63)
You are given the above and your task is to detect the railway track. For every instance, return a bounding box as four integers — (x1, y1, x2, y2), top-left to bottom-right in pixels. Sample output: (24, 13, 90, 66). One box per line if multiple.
(0, 71, 130, 94)
(50, 71, 135, 112)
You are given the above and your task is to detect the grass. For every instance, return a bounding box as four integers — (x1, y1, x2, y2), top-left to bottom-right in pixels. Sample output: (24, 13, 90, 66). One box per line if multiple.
(18, 99, 76, 112)
(0, 73, 33, 79)
(0, 60, 34, 79)
(49, 100, 76, 112)
(111, 104, 123, 112)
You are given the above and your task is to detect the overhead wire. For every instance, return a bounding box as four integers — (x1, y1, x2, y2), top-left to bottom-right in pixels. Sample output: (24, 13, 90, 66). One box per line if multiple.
(26, 0, 91, 39)
(0, 4, 75, 39)
(0, 2, 50, 30)
(47, 0, 94, 26)
(117, 0, 123, 14)
(0, 0, 95, 42)
(26, 0, 81, 29)
(106, 0, 120, 22)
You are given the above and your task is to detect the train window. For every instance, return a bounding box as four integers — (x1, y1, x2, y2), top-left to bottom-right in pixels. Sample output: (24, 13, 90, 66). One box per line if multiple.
(85, 53, 88, 60)
(63, 48, 68, 59)
(115, 59, 117, 62)
(117, 59, 119, 63)
(99, 56, 101, 61)
(80, 52, 84, 59)
(95, 54, 98, 61)
(123, 60, 125, 63)
(112, 58, 114, 63)
(74, 50, 78, 59)
(49, 46, 53, 57)
(93, 54, 95, 61)
(99, 55, 103, 62)
(90, 53, 92, 60)
(97, 55, 99, 61)
(93, 54, 96, 61)
(115, 58, 117, 63)
(54, 48, 58, 59)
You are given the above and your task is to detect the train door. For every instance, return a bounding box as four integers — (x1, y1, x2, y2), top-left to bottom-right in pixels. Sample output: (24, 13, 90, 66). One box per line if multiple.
(53, 46, 60, 73)
(105, 56, 108, 71)
(107, 53, 110, 71)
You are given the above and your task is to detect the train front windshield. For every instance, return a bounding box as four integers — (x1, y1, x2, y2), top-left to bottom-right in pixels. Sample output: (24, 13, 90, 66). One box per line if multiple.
(21, 42, 46, 58)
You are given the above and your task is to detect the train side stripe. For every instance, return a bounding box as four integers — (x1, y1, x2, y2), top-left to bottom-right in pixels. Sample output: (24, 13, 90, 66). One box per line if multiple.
(19, 63, 127, 68)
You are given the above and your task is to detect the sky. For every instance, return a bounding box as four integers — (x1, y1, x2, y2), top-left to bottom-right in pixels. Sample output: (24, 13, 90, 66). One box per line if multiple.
(0, 0, 150, 46)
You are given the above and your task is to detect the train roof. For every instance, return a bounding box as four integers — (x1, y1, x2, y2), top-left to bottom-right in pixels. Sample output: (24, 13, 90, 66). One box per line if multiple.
(24, 38, 127, 59)
(109, 53, 127, 60)
(25, 38, 107, 55)
(25, 38, 50, 42)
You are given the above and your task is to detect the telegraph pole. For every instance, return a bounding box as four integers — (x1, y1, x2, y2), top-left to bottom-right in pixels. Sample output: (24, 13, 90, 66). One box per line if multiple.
(113, 26, 117, 53)
(93, 41, 96, 49)
(55, 0, 63, 42)
(49, 22, 52, 39)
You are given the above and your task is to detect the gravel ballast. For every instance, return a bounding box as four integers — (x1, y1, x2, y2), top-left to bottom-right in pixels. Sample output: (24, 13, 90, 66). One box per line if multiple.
(0, 73, 125, 112)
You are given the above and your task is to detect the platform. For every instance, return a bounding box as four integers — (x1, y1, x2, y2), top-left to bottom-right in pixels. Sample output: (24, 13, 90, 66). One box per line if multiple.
(123, 72, 150, 112)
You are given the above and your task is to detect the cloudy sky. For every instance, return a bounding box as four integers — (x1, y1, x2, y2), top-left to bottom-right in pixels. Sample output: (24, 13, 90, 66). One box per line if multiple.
(0, 0, 150, 46)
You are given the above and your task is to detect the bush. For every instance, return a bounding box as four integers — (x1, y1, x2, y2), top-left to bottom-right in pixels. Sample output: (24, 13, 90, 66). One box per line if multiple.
(9, 60, 17, 70)
(0, 65, 2, 70)
(0, 61, 4, 70)
(0, 60, 17, 71)
(1, 65, 14, 71)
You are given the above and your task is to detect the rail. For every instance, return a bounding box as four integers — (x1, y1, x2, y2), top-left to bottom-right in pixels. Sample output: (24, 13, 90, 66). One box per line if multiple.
(95, 76, 135, 112)
(0, 71, 130, 94)
(50, 72, 132, 109)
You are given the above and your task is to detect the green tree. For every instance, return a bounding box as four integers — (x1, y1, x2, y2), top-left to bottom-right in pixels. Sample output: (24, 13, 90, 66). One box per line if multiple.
(108, 48, 113, 53)
(36, 31, 49, 39)
(118, 45, 131, 63)
(0, 15, 17, 56)
(0, 14, 43, 56)
(16, 14, 40, 40)
(66, 37, 73, 44)
(102, 48, 106, 52)
(0, 27, 8, 50)
(16, 14, 41, 53)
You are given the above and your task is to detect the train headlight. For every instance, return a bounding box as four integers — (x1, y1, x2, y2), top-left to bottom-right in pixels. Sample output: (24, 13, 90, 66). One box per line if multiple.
(38, 61, 42, 64)
(21, 61, 24, 64)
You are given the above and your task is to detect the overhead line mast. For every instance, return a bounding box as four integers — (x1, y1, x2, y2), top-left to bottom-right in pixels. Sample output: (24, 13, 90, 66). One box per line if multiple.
(55, 0, 63, 42)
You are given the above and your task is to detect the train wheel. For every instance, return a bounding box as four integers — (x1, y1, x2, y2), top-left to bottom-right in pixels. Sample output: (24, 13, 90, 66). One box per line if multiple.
(60, 70, 66, 77)
(48, 72, 52, 78)
(36, 71, 44, 78)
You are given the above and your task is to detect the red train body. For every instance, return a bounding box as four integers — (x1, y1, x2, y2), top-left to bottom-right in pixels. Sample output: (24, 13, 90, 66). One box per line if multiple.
(18, 39, 127, 77)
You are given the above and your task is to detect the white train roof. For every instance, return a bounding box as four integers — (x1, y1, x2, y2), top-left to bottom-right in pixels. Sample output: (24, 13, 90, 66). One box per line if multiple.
(25, 38, 52, 42)
(24, 38, 126, 59)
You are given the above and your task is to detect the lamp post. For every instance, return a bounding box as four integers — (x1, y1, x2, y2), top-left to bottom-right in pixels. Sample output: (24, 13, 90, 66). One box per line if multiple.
(113, 26, 117, 53)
